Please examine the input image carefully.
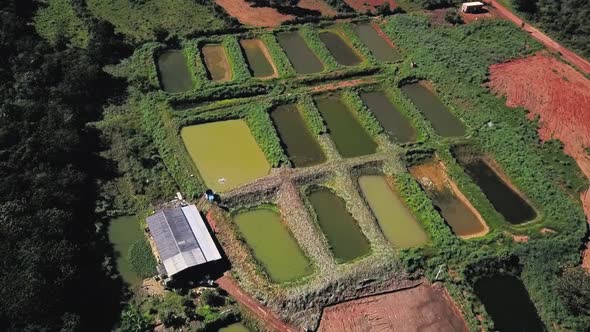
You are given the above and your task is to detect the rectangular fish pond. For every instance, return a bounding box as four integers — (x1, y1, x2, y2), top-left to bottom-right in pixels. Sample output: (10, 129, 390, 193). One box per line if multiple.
(410, 162, 488, 238)
(358, 175, 428, 248)
(307, 187, 370, 262)
(157, 50, 194, 93)
(360, 91, 417, 143)
(201, 44, 232, 82)
(353, 23, 402, 62)
(181, 120, 270, 192)
(401, 82, 465, 137)
(240, 39, 276, 78)
(453, 149, 537, 224)
(270, 104, 326, 167)
(314, 95, 377, 158)
(474, 275, 545, 332)
(233, 207, 312, 283)
(277, 31, 324, 74)
(319, 31, 362, 66)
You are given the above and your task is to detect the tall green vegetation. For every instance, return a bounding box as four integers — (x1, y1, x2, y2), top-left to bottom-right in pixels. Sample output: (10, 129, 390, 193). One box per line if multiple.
(86, 0, 233, 43)
(34, 0, 90, 47)
(128, 238, 158, 278)
(511, 0, 590, 58)
(0, 2, 130, 330)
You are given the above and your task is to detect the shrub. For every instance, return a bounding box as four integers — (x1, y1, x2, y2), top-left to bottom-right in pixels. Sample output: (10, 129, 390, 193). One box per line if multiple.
(128, 238, 157, 279)
(445, 9, 464, 25)
(555, 267, 590, 316)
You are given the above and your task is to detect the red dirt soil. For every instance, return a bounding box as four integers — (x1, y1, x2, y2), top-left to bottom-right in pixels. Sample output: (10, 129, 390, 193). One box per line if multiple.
(311, 77, 377, 92)
(317, 283, 468, 332)
(214, 0, 293, 27)
(216, 274, 298, 332)
(344, 0, 396, 13)
(298, 0, 338, 16)
(489, 53, 590, 271)
(489, 0, 590, 74)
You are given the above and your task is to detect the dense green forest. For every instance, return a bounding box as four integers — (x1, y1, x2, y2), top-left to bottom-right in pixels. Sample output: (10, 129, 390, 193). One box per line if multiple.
(0, 1, 130, 330)
(509, 0, 589, 58)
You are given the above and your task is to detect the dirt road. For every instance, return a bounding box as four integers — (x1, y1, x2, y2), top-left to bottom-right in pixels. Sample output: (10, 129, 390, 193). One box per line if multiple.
(489, 0, 590, 74)
(216, 274, 298, 332)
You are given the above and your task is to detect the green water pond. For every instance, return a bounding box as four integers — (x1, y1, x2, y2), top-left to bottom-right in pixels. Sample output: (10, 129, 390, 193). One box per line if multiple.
(360, 91, 416, 143)
(271, 104, 325, 167)
(319, 31, 362, 66)
(218, 323, 250, 332)
(353, 23, 402, 62)
(181, 120, 270, 192)
(401, 82, 465, 137)
(314, 95, 377, 158)
(358, 175, 428, 248)
(277, 31, 324, 74)
(234, 208, 312, 283)
(240, 39, 275, 78)
(308, 188, 370, 262)
(108, 216, 143, 287)
(157, 50, 194, 93)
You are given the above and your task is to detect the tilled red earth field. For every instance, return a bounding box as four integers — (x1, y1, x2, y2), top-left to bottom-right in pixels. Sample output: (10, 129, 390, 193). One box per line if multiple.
(317, 283, 468, 332)
(489, 53, 590, 181)
(344, 0, 396, 13)
(215, 0, 293, 27)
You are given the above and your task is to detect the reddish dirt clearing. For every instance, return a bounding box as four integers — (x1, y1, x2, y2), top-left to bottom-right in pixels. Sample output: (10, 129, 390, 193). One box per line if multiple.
(318, 283, 468, 332)
(344, 0, 396, 13)
(489, 54, 590, 181)
(214, 0, 293, 27)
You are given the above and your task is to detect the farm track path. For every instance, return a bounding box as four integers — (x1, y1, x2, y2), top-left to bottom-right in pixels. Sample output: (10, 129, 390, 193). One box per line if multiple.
(216, 273, 299, 332)
(490, 0, 590, 74)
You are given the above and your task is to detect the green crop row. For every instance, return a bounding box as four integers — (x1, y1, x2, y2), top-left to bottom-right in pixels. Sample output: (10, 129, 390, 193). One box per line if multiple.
(341, 89, 383, 138)
(339, 25, 379, 66)
(140, 95, 205, 198)
(245, 104, 290, 167)
(259, 33, 297, 78)
(299, 24, 342, 71)
(298, 94, 327, 136)
(223, 35, 252, 82)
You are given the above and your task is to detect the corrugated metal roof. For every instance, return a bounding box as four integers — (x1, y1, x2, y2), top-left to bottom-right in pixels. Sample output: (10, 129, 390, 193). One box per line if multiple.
(147, 205, 221, 276)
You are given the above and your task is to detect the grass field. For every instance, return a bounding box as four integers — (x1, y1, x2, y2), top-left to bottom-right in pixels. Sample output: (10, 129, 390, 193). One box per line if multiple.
(34, 0, 89, 48)
(86, 0, 228, 42)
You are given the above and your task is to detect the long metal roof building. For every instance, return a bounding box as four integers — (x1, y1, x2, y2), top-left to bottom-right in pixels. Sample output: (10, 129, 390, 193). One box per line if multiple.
(147, 205, 222, 276)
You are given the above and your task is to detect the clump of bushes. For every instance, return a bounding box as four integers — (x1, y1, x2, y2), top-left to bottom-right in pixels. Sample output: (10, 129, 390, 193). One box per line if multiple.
(445, 9, 464, 25)
(128, 238, 157, 279)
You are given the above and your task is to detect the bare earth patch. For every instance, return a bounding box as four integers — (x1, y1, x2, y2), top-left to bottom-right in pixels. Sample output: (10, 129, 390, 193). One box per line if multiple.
(318, 283, 468, 332)
(214, 0, 293, 27)
(344, 0, 396, 13)
(298, 0, 338, 16)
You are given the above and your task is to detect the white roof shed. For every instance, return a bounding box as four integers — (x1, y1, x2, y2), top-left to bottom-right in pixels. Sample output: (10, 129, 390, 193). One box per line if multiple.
(147, 205, 221, 276)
